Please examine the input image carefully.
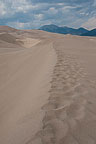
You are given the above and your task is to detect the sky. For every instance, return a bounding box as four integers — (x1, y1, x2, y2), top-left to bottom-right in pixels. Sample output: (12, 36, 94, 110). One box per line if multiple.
(0, 0, 96, 30)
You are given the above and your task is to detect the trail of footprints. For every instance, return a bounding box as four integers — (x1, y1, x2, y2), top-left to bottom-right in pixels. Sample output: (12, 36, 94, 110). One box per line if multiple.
(30, 46, 96, 144)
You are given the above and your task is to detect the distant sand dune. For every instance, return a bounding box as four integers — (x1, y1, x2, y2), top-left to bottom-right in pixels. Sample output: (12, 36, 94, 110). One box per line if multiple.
(0, 33, 23, 45)
(0, 26, 17, 33)
(20, 38, 41, 48)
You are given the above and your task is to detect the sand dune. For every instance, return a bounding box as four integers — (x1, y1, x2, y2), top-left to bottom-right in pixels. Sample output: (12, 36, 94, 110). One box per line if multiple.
(0, 26, 17, 33)
(0, 27, 96, 144)
(20, 38, 41, 48)
(0, 33, 23, 45)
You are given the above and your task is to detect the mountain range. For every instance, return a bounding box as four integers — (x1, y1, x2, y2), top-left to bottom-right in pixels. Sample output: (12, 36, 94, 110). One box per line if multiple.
(39, 24, 96, 36)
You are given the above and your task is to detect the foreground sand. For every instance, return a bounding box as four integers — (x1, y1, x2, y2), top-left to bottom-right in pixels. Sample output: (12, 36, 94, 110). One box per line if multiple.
(0, 26, 96, 144)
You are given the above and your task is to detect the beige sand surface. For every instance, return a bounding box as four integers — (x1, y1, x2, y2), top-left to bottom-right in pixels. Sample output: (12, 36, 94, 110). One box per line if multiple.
(0, 28, 56, 144)
(20, 38, 41, 48)
(0, 26, 96, 144)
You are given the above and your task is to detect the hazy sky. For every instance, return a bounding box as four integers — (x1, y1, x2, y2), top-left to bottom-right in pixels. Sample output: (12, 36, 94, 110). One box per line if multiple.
(0, 0, 96, 29)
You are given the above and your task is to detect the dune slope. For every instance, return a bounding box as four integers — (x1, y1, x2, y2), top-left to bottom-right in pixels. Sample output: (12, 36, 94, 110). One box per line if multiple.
(0, 30, 56, 144)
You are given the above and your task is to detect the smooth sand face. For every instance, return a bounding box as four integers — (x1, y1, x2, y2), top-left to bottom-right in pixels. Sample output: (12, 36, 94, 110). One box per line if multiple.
(0, 30, 56, 144)
(19, 38, 41, 48)
(0, 27, 96, 144)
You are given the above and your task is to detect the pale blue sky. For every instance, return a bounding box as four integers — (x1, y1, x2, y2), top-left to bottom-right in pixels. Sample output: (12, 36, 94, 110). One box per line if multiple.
(0, 0, 96, 29)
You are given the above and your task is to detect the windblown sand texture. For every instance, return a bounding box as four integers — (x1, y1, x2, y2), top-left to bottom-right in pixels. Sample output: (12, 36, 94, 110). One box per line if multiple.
(0, 26, 96, 144)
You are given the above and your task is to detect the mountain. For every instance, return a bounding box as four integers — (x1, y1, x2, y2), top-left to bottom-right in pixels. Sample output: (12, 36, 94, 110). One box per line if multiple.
(81, 29, 96, 36)
(39, 24, 89, 36)
(39, 24, 59, 33)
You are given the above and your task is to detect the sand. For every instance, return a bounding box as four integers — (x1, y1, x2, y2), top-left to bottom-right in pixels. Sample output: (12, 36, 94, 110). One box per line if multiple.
(20, 38, 41, 48)
(0, 26, 96, 144)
